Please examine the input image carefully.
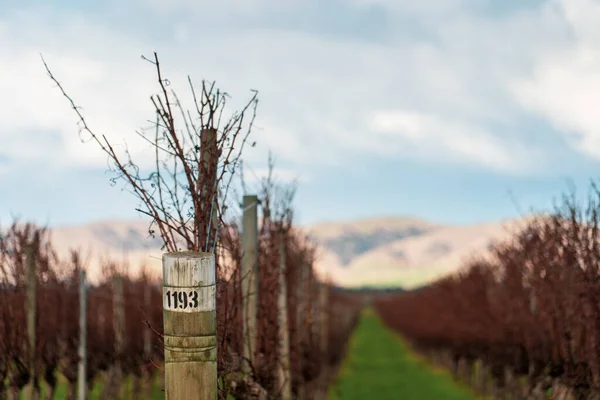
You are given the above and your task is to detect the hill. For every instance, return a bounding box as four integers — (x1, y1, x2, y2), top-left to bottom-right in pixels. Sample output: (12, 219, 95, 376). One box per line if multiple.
(47, 215, 531, 288)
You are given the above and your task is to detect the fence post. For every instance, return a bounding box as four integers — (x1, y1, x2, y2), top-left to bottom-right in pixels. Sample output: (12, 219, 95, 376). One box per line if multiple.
(241, 195, 258, 374)
(295, 262, 309, 400)
(317, 280, 329, 400)
(78, 269, 87, 400)
(144, 283, 152, 356)
(113, 273, 125, 397)
(162, 252, 217, 399)
(320, 281, 328, 357)
(24, 244, 39, 400)
(143, 281, 153, 396)
(201, 128, 219, 252)
(277, 237, 292, 400)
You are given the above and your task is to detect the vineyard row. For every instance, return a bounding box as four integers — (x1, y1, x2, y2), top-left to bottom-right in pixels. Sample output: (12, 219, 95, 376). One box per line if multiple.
(376, 187, 600, 400)
(0, 210, 361, 399)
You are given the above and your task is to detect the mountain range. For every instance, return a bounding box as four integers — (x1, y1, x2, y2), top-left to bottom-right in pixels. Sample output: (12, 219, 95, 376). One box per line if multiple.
(46, 216, 532, 288)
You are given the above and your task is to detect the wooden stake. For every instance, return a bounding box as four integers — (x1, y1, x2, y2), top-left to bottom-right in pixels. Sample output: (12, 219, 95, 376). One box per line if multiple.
(143, 281, 153, 397)
(241, 195, 258, 374)
(277, 237, 292, 400)
(144, 282, 152, 357)
(201, 128, 219, 252)
(319, 281, 328, 358)
(77, 269, 87, 400)
(24, 244, 39, 400)
(295, 262, 309, 400)
(162, 252, 217, 400)
(113, 273, 125, 397)
(315, 280, 329, 400)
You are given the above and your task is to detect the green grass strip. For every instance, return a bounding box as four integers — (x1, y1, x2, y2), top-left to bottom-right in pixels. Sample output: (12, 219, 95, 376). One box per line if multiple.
(11, 370, 165, 400)
(328, 308, 477, 400)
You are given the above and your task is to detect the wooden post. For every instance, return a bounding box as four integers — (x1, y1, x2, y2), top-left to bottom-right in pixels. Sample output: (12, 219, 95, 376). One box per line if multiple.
(277, 237, 292, 400)
(77, 269, 87, 400)
(24, 244, 39, 400)
(295, 262, 309, 400)
(530, 290, 537, 316)
(98, 301, 106, 342)
(319, 281, 328, 357)
(241, 195, 258, 374)
(113, 274, 125, 397)
(144, 281, 152, 357)
(316, 280, 329, 400)
(201, 128, 219, 252)
(162, 252, 217, 400)
(143, 281, 153, 397)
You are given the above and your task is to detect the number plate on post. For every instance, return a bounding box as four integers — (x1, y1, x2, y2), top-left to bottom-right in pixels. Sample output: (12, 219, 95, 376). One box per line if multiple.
(163, 285, 216, 313)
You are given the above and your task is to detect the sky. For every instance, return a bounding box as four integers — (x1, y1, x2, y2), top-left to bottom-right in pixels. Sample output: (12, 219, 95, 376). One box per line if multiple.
(2, 0, 600, 227)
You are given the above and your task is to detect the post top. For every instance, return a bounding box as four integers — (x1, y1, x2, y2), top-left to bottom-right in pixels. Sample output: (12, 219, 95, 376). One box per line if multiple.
(163, 251, 214, 258)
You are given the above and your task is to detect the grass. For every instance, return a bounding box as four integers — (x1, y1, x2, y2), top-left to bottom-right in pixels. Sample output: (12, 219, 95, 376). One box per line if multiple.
(11, 370, 165, 400)
(328, 309, 477, 400)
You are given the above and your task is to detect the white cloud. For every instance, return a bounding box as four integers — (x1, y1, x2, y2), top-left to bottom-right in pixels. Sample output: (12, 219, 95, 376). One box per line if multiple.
(3, 0, 599, 180)
(368, 109, 542, 172)
(247, 167, 307, 184)
(0, 160, 8, 177)
(0, 14, 158, 169)
(350, 0, 467, 15)
(137, 0, 285, 13)
(511, 0, 600, 160)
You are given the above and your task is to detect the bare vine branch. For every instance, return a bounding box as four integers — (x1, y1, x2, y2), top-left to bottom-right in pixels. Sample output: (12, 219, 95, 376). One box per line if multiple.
(42, 52, 259, 252)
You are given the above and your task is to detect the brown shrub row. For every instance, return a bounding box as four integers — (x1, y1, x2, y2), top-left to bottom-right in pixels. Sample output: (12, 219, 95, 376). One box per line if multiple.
(375, 186, 600, 399)
(0, 217, 360, 399)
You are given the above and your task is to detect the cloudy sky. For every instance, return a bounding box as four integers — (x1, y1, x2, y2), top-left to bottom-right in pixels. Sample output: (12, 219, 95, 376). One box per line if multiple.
(2, 0, 600, 227)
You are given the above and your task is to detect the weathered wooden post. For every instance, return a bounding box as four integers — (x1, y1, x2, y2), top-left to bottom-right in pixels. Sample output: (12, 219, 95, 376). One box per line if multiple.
(115, 274, 125, 396)
(24, 244, 39, 400)
(530, 290, 537, 316)
(143, 281, 153, 396)
(277, 237, 292, 400)
(295, 262, 309, 400)
(144, 283, 152, 357)
(241, 195, 258, 374)
(201, 128, 219, 253)
(100, 272, 125, 399)
(77, 269, 87, 400)
(319, 280, 329, 357)
(163, 252, 217, 399)
(316, 280, 329, 400)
